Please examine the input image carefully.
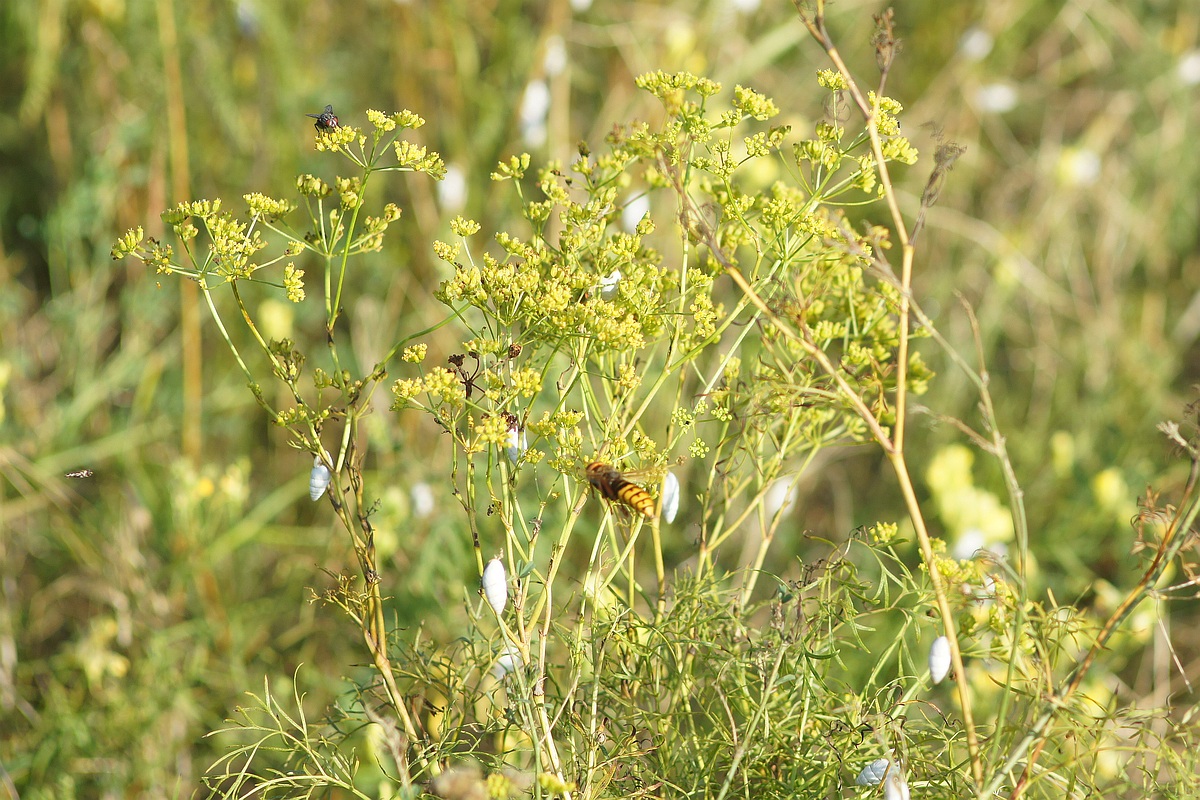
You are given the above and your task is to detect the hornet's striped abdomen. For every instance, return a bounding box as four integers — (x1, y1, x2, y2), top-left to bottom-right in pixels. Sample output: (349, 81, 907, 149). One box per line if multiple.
(585, 461, 656, 518)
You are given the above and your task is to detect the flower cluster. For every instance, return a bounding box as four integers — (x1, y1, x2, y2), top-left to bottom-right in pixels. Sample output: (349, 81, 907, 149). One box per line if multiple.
(313, 123, 359, 152)
(282, 264, 305, 302)
(207, 212, 268, 279)
(394, 141, 446, 178)
(244, 193, 296, 221)
(296, 173, 331, 198)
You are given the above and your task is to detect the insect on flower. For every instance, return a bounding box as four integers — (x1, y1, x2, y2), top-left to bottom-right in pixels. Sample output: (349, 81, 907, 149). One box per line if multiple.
(585, 461, 656, 519)
(306, 104, 339, 131)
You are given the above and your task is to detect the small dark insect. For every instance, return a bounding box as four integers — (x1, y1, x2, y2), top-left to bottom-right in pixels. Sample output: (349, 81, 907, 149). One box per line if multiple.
(65, 469, 94, 478)
(585, 461, 655, 519)
(306, 104, 339, 131)
(448, 352, 482, 399)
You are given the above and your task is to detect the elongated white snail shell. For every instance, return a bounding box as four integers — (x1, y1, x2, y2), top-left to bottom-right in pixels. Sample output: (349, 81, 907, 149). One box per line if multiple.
(309, 457, 332, 501)
(492, 643, 522, 679)
(505, 425, 527, 464)
(661, 471, 680, 523)
(884, 768, 910, 800)
(482, 557, 508, 616)
(855, 759, 890, 786)
(929, 635, 952, 684)
(599, 268, 622, 299)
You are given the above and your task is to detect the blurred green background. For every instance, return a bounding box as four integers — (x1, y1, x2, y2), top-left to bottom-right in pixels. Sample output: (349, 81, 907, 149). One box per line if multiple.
(3, 0, 1200, 795)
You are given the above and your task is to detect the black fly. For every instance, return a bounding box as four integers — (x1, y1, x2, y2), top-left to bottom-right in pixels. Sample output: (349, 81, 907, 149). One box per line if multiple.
(306, 104, 339, 131)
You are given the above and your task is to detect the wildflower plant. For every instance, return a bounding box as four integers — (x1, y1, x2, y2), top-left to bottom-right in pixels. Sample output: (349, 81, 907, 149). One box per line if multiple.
(112, 6, 1200, 800)
(112, 108, 451, 752)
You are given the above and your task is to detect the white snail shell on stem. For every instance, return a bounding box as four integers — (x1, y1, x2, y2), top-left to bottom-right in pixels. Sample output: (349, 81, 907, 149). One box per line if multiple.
(929, 635, 952, 684)
(482, 557, 508, 616)
(492, 643, 522, 679)
(884, 768, 910, 800)
(661, 471, 680, 523)
(505, 425, 527, 464)
(855, 759, 890, 786)
(309, 457, 332, 501)
(600, 269, 622, 299)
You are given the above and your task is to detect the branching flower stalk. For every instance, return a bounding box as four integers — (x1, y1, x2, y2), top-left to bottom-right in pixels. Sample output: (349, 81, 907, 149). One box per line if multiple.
(787, 7, 1194, 798)
(998, 437, 1200, 799)
(112, 108, 450, 771)
(794, 0, 984, 787)
(388, 72, 908, 789)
